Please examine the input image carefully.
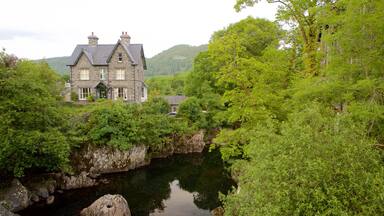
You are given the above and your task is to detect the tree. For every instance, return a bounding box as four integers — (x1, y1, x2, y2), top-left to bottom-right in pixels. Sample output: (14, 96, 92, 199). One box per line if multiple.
(234, 0, 332, 76)
(0, 53, 70, 177)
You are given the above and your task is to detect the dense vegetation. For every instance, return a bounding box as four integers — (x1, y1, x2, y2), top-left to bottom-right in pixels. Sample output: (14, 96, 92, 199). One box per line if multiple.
(37, 44, 207, 77)
(145, 72, 188, 97)
(183, 0, 384, 215)
(0, 51, 197, 178)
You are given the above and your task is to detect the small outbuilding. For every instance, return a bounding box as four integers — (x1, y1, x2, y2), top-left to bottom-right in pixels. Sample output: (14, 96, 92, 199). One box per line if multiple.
(164, 96, 187, 113)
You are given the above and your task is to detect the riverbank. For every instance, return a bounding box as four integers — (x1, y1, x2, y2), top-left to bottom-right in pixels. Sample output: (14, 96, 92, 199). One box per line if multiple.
(0, 130, 207, 215)
(19, 149, 234, 216)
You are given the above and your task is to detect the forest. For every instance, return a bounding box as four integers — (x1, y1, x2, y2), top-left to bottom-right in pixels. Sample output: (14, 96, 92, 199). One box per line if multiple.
(1, 0, 384, 215)
(182, 0, 384, 215)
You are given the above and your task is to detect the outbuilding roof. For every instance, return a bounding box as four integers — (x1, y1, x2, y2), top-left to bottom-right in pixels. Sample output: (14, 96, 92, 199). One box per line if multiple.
(164, 96, 187, 105)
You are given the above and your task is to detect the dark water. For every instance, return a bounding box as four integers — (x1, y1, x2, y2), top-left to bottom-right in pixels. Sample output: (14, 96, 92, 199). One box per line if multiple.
(20, 150, 235, 216)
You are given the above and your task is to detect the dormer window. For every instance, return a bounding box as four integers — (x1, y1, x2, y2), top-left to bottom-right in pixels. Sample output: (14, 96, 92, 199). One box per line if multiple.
(118, 53, 123, 62)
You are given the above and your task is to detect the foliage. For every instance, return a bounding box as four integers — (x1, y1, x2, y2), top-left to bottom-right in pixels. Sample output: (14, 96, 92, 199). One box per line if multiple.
(73, 100, 192, 152)
(146, 72, 188, 97)
(183, 1, 384, 215)
(0, 52, 70, 177)
(223, 107, 384, 215)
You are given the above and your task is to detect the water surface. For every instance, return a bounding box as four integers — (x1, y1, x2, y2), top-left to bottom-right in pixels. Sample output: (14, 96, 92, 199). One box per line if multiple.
(20, 150, 234, 216)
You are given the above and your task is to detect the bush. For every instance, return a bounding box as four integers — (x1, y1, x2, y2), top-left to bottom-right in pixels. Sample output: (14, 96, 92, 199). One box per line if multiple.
(71, 91, 78, 101)
(0, 58, 70, 177)
(78, 100, 192, 151)
(178, 97, 203, 121)
(223, 107, 384, 215)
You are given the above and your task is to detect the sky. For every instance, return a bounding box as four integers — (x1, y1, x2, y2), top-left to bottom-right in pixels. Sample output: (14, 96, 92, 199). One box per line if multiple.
(0, 0, 277, 59)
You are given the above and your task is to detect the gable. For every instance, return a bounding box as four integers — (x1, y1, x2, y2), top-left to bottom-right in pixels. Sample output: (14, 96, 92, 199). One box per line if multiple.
(67, 42, 146, 69)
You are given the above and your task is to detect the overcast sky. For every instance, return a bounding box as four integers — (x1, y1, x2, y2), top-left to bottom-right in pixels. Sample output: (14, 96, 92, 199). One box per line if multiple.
(0, 0, 277, 59)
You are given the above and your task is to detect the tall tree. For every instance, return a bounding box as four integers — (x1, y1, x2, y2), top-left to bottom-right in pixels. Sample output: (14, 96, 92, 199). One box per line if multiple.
(234, 0, 331, 76)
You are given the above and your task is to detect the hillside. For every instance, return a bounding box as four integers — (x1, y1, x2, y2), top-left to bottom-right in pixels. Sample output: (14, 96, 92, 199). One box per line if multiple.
(36, 56, 70, 75)
(37, 44, 207, 77)
(145, 44, 207, 77)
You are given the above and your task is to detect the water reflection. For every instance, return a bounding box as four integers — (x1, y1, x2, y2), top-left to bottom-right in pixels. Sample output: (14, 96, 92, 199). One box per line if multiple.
(20, 149, 235, 216)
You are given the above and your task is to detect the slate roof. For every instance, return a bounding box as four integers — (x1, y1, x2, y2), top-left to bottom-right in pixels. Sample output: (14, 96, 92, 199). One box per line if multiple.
(67, 41, 146, 69)
(164, 96, 187, 105)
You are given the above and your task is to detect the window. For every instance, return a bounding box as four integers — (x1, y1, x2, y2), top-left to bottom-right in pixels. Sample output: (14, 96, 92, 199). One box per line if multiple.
(80, 69, 89, 80)
(79, 88, 91, 100)
(118, 53, 123, 62)
(114, 88, 128, 100)
(100, 68, 107, 80)
(116, 69, 125, 80)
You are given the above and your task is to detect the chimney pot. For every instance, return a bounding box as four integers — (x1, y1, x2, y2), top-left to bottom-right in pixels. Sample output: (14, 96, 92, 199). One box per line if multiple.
(88, 32, 98, 46)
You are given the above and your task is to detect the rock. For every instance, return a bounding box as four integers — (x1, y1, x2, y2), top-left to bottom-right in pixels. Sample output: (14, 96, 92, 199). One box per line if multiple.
(211, 207, 224, 216)
(0, 179, 29, 212)
(80, 145, 150, 174)
(174, 130, 205, 153)
(30, 194, 40, 203)
(80, 194, 131, 216)
(0, 204, 19, 216)
(46, 196, 55, 205)
(58, 172, 97, 190)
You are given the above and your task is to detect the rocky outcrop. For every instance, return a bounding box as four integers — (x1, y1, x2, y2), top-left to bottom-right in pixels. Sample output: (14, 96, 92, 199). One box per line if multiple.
(152, 130, 206, 158)
(56, 172, 97, 190)
(0, 179, 29, 212)
(74, 145, 150, 175)
(0, 204, 19, 216)
(80, 194, 131, 216)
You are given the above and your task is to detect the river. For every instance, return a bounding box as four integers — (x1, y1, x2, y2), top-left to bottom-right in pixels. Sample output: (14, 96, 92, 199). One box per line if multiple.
(19, 149, 235, 216)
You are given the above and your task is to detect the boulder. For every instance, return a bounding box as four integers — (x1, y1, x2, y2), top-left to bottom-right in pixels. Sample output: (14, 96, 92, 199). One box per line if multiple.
(80, 194, 131, 216)
(0, 204, 19, 216)
(57, 172, 97, 190)
(46, 196, 55, 205)
(0, 179, 29, 212)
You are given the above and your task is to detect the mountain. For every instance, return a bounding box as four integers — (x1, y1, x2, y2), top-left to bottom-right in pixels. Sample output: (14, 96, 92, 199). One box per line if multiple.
(35, 56, 70, 75)
(37, 44, 207, 77)
(145, 44, 207, 77)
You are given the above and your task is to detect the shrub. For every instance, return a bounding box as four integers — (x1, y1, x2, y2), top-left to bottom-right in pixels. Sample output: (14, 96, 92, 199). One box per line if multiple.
(0, 59, 70, 177)
(223, 107, 384, 215)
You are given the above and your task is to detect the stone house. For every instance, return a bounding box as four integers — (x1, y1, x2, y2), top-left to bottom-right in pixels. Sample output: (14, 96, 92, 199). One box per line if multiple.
(67, 32, 147, 102)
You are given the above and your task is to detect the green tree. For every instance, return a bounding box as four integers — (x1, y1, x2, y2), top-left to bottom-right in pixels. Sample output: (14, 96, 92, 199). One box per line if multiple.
(0, 53, 70, 177)
(235, 0, 331, 76)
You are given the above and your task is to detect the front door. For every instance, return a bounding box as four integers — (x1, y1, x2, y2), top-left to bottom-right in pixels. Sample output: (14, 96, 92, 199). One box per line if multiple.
(96, 83, 108, 99)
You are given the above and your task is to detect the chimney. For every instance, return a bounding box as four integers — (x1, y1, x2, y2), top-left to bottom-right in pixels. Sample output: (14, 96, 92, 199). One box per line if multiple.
(88, 32, 98, 46)
(120, 31, 131, 45)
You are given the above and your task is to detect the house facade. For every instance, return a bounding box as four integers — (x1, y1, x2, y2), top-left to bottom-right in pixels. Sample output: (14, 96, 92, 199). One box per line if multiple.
(67, 32, 147, 102)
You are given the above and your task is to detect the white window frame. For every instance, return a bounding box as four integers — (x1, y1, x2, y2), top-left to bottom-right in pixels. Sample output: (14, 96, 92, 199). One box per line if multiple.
(100, 68, 107, 80)
(79, 88, 91, 100)
(118, 53, 123, 62)
(116, 69, 125, 80)
(80, 69, 90, 80)
(114, 87, 128, 100)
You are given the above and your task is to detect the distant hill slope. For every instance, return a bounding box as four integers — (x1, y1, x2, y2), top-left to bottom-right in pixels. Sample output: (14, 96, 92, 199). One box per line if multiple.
(145, 44, 207, 77)
(36, 56, 70, 75)
(37, 44, 207, 77)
